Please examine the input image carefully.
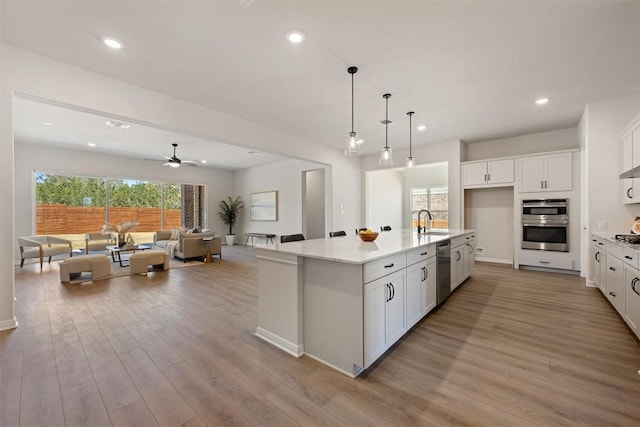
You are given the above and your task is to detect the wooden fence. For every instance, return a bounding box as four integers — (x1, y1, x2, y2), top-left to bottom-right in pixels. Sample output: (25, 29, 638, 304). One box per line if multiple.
(36, 204, 182, 234)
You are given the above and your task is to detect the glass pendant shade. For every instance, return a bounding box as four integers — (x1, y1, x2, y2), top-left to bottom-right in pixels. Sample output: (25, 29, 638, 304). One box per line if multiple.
(379, 147, 393, 166)
(406, 156, 415, 168)
(344, 66, 362, 156)
(345, 131, 362, 156)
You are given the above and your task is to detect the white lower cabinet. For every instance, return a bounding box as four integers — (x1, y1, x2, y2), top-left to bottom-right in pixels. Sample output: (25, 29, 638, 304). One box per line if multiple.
(605, 254, 624, 316)
(406, 256, 437, 329)
(451, 233, 475, 291)
(623, 264, 640, 335)
(451, 244, 465, 290)
(364, 270, 406, 367)
(592, 241, 606, 294)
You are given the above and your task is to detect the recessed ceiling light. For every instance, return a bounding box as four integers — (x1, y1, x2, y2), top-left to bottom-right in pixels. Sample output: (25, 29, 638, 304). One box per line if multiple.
(43, 122, 53, 126)
(417, 125, 427, 131)
(87, 143, 96, 147)
(103, 37, 123, 49)
(201, 160, 207, 164)
(286, 30, 305, 44)
(535, 97, 550, 105)
(105, 120, 130, 129)
(248, 150, 261, 155)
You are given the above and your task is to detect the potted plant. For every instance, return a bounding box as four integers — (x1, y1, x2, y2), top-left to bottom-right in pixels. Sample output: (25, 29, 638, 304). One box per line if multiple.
(218, 196, 243, 246)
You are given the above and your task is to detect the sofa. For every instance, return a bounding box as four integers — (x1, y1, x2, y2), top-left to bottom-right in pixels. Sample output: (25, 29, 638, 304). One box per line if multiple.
(18, 235, 73, 269)
(153, 230, 221, 262)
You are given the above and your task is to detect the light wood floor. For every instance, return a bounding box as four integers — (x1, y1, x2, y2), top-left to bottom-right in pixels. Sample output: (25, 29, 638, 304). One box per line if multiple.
(2, 247, 640, 427)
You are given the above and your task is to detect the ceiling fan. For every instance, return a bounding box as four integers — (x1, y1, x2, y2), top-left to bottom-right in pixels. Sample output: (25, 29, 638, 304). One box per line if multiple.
(146, 143, 198, 167)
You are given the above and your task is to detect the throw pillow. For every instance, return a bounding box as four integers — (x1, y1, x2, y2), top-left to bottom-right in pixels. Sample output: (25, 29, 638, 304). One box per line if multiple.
(170, 227, 181, 240)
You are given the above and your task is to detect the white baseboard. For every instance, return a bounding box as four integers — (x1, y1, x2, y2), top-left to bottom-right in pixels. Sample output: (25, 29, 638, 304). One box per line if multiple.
(476, 257, 512, 265)
(586, 279, 597, 287)
(0, 318, 18, 331)
(255, 327, 303, 357)
(303, 352, 362, 378)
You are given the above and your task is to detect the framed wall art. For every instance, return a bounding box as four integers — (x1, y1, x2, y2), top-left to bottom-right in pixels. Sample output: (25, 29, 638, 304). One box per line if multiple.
(250, 190, 278, 221)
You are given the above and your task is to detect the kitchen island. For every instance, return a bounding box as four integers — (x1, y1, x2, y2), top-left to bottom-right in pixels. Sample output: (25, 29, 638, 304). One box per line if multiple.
(255, 228, 475, 377)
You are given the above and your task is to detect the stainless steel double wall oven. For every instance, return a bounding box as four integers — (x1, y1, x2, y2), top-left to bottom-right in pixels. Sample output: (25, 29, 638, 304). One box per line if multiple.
(521, 199, 569, 252)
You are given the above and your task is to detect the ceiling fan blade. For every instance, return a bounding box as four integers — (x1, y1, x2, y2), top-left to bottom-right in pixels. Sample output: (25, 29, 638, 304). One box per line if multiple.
(144, 158, 164, 162)
(162, 155, 172, 160)
(182, 160, 199, 164)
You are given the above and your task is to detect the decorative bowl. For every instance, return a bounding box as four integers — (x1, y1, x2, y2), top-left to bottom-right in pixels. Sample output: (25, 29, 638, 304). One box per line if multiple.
(359, 231, 379, 242)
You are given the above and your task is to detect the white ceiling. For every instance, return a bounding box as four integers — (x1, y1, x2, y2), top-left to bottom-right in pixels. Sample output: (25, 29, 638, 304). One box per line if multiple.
(2, 1, 640, 163)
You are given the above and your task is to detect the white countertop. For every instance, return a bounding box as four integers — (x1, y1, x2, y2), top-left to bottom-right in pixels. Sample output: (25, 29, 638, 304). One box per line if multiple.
(256, 229, 474, 264)
(592, 231, 640, 250)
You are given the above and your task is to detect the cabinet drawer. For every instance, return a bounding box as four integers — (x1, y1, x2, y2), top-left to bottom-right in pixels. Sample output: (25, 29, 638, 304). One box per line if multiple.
(363, 253, 406, 284)
(519, 254, 573, 270)
(406, 244, 436, 266)
(606, 241, 624, 260)
(450, 235, 467, 248)
(623, 247, 639, 269)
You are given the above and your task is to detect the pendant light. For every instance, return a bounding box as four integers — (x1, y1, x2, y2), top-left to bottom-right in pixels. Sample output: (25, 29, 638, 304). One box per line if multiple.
(379, 93, 394, 166)
(344, 66, 362, 156)
(406, 111, 415, 168)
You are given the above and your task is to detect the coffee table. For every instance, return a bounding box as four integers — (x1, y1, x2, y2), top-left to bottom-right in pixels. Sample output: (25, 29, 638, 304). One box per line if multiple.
(106, 244, 153, 267)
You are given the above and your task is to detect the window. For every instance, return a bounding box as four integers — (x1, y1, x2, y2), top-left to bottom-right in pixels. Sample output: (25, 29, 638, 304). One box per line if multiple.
(35, 172, 206, 249)
(410, 186, 448, 229)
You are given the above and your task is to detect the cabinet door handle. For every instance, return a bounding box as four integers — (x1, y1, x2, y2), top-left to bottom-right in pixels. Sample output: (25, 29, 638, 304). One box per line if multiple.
(468, 244, 473, 254)
(384, 263, 394, 268)
(594, 252, 600, 262)
(487, 173, 491, 182)
(456, 251, 461, 261)
(425, 267, 429, 281)
(541, 180, 544, 189)
(609, 291, 617, 298)
(484, 174, 487, 182)
(420, 251, 428, 256)
(386, 283, 391, 302)
(632, 278, 640, 296)
(539, 261, 550, 264)
(609, 267, 616, 271)
(389, 282, 395, 301)
(627, 187, 633, 199)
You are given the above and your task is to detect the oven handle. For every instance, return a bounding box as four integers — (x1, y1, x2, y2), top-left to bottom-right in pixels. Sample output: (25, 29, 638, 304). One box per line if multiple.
(522, 222, 568, 227)
(522, 202, 568, 208)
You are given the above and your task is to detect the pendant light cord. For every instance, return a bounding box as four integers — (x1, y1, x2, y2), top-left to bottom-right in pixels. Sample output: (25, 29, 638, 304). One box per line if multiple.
(384, 94, 390, 149)
(351, 72, 355, 133)
(408, 112, 413, 157)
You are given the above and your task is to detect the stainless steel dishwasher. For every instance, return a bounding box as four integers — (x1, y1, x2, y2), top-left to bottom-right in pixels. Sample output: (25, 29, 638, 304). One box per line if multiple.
(436, 240, 451, 306)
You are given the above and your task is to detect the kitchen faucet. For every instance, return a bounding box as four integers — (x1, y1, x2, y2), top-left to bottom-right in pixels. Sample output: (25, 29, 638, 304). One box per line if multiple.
(417, 209, 433, 234)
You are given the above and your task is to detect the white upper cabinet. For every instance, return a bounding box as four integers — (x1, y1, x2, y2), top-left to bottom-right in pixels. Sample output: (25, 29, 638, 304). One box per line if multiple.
(518, 152, 572, 193)
(621, 118, 640, 204)
(462, 159, 514, 188)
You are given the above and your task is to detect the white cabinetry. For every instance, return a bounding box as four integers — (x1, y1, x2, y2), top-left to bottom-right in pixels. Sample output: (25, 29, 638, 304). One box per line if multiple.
(518, 152, 572, 193)
(591, 237, 606, 294)
(364, 269, 405, 367)
(621, 124, 640, 204)
(605, 248, 625, 316)
(406, 251, 437, 329)
(450, 233, 475, 291)
(462, 159, 514, 188)
(623, 264, 640, 335)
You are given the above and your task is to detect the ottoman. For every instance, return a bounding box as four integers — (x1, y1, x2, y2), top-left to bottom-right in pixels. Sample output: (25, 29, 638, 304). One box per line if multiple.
(59, 254, 111, 283)
(130, 250, 170, 275)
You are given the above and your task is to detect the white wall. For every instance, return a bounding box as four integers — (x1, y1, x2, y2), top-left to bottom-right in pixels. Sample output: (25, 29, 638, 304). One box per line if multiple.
(463, 128, 579, 161)
(586, 93, 640, 235)
(464, 187, 514, 263)
(365, 168, 404, 231)
(362, 139, 463, 230)
(234, 159, 328, 239)
(0, 44, 362, 330)
(14, 142, 235, 255)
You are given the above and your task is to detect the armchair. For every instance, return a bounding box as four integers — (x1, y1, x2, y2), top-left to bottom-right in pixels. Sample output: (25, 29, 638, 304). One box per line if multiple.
(85, 232, 116, 254)
(18, 235, 73, 269)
